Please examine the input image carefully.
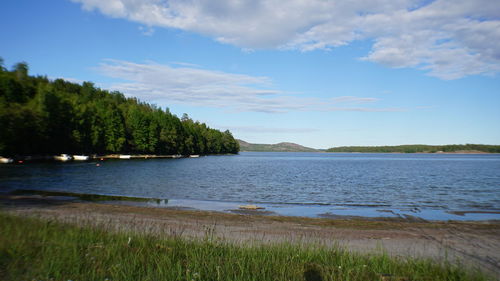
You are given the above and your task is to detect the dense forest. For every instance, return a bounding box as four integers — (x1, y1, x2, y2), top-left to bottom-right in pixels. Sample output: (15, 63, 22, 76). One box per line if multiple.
(0, 59, 239, 156)
(326, 144, 500, 153)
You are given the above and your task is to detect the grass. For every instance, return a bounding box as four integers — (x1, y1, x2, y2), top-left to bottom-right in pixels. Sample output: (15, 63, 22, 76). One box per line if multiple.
(0, 212, 489, 281)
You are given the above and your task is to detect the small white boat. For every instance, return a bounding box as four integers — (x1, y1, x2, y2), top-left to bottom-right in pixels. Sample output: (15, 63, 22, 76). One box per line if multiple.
(119, 155, 131, 159)
(189, 155, 200, 158)
(73, 155, 89, 161)
(0, 157, 13, 164)
(54, 154, 72, 161)
(172, 155, 182, 159)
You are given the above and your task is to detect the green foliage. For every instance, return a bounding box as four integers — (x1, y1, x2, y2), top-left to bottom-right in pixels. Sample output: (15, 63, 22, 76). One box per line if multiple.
(0, 213, 488, 281)
(326, 144, 500, 153)
(0, 59, 239, 156)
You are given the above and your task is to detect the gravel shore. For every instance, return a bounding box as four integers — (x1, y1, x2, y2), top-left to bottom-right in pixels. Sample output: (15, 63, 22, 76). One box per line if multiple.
(1, 195, 499, 279)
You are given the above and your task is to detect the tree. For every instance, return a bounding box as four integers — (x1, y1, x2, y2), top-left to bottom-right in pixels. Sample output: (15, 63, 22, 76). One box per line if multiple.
(103, 105, 126, 153)
(13, 62, 28, 80)
(0, 60, 240, 156)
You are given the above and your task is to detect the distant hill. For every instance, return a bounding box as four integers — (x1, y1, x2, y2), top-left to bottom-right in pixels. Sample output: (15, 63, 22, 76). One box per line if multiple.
(237, 139, 319, 152)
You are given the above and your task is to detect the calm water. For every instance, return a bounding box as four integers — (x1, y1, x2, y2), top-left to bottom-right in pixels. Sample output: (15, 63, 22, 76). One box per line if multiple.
(1, 152, 499, 220)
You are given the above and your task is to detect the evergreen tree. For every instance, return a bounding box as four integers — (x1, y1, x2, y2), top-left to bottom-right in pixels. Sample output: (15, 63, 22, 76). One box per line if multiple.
(0, 60, 240, 156)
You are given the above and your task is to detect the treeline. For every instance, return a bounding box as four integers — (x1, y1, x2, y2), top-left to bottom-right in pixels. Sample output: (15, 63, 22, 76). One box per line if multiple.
(326, 144, 500, 153)
(0, 59, 239, 156)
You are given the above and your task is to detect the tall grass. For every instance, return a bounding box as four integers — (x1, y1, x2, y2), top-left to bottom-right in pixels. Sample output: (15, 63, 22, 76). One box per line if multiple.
(0, 213, 488, 281)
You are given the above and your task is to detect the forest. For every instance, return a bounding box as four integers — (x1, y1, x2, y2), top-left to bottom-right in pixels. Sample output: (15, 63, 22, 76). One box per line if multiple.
(0, 59, 239, 156)
(326, 144, 500, 153)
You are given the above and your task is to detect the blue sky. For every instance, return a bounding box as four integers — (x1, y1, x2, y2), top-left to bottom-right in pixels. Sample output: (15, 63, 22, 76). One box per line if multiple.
(1, 0, 499, 148)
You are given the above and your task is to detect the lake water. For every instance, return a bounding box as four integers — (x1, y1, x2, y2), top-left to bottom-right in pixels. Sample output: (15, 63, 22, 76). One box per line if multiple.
(1, 152, 499, 221)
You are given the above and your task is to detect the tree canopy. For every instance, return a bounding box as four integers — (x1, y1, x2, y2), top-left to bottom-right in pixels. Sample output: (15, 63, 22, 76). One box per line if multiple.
(0, 59, 239, 156)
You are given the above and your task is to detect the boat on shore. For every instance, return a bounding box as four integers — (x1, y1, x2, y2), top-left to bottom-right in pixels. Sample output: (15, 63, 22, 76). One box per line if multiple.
(189, 155, 200, 158)
(54, 154, 72, 161)
(73, 155, 89, 161)
(119, 155, 131, 159)
(0, 157, 14, 164)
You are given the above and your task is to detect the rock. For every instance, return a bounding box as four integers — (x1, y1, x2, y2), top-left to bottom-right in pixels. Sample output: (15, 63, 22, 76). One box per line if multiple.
(238, 204, 264, 210)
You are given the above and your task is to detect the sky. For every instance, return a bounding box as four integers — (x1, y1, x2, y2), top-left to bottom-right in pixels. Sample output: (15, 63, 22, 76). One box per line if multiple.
(1, 0, 499, 149)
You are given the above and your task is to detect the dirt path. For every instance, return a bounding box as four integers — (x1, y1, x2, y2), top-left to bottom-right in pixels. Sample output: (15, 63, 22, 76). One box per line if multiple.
(1, 195, 499, 279)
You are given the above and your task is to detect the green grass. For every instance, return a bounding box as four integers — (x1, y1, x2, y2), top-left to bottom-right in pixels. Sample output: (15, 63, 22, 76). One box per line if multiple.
(0, 213, 488, 281)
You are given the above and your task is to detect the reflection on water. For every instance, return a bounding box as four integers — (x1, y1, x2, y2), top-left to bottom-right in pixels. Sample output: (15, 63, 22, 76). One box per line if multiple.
(1, 152, 499, 220)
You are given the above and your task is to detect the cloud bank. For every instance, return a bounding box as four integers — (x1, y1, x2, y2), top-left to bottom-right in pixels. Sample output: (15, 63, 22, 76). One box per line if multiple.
(221, 126, 320, 134)
(73, 0, 500, 79)
(98, 59, 398, 113)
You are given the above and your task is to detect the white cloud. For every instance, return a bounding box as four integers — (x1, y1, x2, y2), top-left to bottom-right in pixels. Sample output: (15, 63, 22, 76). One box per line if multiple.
(138, 25, 155, 36)
(359, 0, 500, 79)
(51, 76, 85, 84)
(331, 96, 379, 103)
(97, 59, 397, 113)
(220, 126, 320, 134)
(72, 0, 500, 79)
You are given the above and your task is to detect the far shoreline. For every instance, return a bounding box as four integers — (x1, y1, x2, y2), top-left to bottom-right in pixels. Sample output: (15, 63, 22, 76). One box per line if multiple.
(240, 150, 499, 154)
(3, 150, 499, 162)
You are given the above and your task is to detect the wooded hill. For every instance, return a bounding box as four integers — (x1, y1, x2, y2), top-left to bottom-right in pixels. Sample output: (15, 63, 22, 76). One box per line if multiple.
(237, 139, 319, 152)
(326, 144, 500, 153)
(0, 59, 239, 156)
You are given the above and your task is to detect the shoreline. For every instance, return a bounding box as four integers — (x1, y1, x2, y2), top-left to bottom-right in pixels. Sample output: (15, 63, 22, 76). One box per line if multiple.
(324, 151, 499, 154)
(240, 150, 500, 154)
(1, 194, 499, 278)
(0, 153, 240, 164)
(2, 151, 499, 162)
(5, 189, 500, 221)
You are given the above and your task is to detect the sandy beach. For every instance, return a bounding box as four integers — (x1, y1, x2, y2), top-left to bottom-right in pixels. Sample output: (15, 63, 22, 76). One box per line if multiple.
(1, 195, 499, 279)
